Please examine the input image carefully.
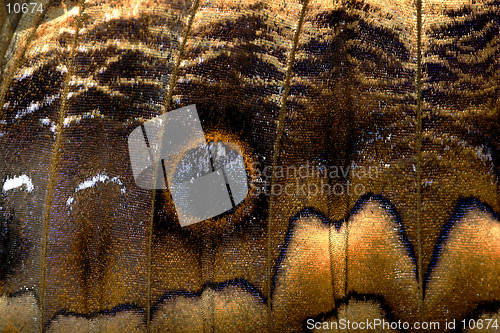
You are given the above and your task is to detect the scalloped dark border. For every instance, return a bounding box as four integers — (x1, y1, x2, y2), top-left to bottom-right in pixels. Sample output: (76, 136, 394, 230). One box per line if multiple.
(39, 194, 499, 330)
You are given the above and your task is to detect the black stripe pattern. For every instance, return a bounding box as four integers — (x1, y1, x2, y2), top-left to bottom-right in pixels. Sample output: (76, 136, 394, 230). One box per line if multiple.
(0, 0, 499, 331)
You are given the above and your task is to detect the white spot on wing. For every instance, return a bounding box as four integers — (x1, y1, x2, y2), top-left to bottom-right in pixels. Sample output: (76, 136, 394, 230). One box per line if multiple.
(75, 173, 111, 192)
(14, 94, 60, 120)
(66, 173, 126, 209)
(2, 175, 34, 192)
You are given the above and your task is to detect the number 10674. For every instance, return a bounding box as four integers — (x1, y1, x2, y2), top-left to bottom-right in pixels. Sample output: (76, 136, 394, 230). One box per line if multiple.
(6, 2, 43, 14)
(461, 318, 499, 330)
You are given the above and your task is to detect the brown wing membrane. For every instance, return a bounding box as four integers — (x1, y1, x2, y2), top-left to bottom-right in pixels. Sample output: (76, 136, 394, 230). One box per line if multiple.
(0, 0, 499, 332)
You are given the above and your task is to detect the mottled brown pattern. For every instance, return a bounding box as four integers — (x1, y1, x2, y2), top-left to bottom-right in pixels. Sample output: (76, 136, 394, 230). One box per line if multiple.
(0, 0, 499, 332)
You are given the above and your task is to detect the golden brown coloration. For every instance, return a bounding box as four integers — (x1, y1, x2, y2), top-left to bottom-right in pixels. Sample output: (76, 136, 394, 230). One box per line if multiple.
(0, 0, 499, 332)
